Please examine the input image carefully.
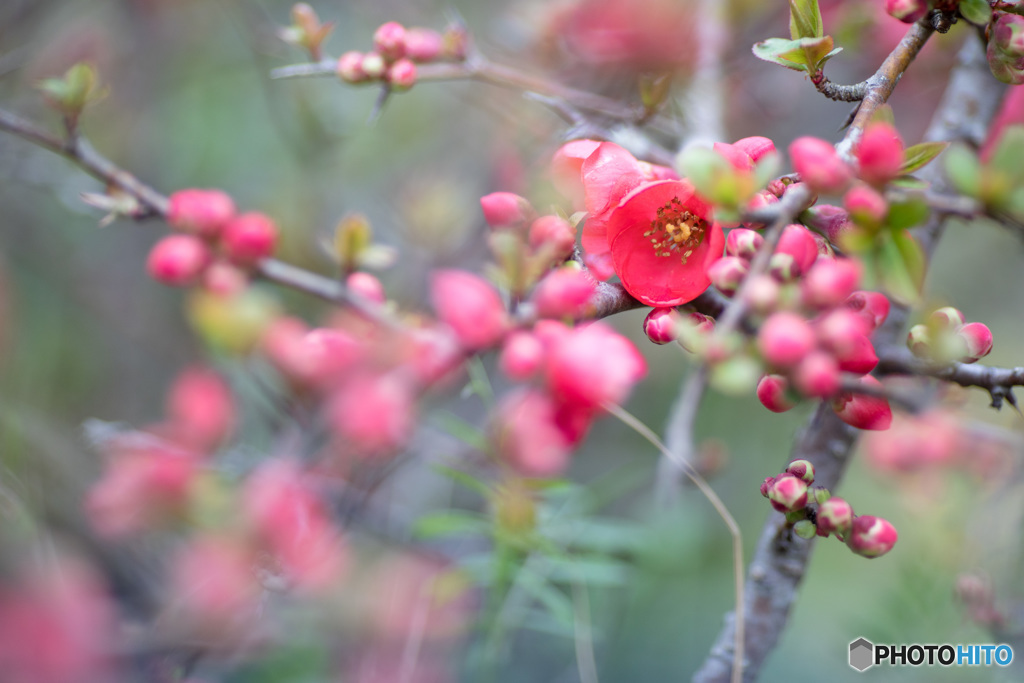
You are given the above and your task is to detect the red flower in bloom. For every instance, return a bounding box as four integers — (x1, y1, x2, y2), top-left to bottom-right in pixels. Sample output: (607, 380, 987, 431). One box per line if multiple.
(603, 180, 725, 306)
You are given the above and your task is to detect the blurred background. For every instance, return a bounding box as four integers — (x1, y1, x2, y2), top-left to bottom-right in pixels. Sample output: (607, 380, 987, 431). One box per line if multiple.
(0, 0, 1022, 681)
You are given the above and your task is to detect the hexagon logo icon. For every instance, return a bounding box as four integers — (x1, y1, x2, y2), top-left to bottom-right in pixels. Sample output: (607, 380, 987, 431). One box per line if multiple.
(849, 637, 874, 672)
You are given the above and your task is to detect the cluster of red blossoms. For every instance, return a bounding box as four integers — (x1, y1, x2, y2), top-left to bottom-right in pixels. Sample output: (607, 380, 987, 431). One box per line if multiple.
(336, 21, 467, 92)
(761, 460, 898, 559)
(149, 189, 278, 289)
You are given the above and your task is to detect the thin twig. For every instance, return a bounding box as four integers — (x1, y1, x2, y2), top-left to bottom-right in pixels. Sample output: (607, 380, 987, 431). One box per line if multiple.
(606, 403, 744, 683)
(835, 21, 935, 160)
(809, 72, 868, 102)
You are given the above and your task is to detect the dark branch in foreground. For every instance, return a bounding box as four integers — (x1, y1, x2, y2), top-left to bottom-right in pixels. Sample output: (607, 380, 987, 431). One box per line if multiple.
(693, 34, 1005, 683)
(877, 349, 1024, 408)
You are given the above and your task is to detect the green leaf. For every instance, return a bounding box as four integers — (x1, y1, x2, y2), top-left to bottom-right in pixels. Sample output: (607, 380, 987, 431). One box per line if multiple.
(944, 144, 982, 197)
(899, 142, 949, 176)
(463, 356, 494, 406)
(958, 0, 992, 25)
(876, 231, 925, 305)
(432, 464, 491, 496)
(677, 146, 734, 199)
(789, 0, 824, 40)
(752, 38, 812, 71)
(413, 510, 489, 539)
(884, 197, 929, 231)
(517, 571, 575, 630)
(889, 177, 930, 191)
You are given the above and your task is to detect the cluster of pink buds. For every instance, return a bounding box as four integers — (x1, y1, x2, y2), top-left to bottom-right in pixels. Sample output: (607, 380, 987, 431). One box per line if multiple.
(148, 188, 278, 288)
(988, 12, 1024, 85)
(907, 306, 993, 364)
(703, 217, 892, 428)
(337, 21, 467, 91)
(761, 460, 898, 559)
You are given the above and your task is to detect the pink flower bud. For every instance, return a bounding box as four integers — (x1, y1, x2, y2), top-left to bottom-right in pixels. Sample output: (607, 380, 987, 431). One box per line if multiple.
(202, 261, 248, 297)
(794, 351, 841, 398)
(844, 184, 888, 227)
(725, 228, 763, 260)
(165, 366, 235, 452)
(493, 389, 573, 477)
(743, 190, 781, 229)
(759, 312, 816, 368)
(643, 307, 680, 345)
(847, 515, 898, 558)
(957, 322, 993, 362)
(431, 269, 508, 350)
(816, 309, 872, 356)
(757, 374, 797, 413)
(786, 459, 815, 483)
(928, 306, 965, 331)
(789, 136, 853, 194)
(834, 333, 879, 375)
(500, 331, 545, 380)
(845, 291, 890, 331)
(771, 224, 819, 281)
(243, 459, 345, 590)
(147, 235, 211, 286)
(768, 473, 808, 513)
(170, 536, 260, 628)
(221, 212, 278, 265)
(480, 192, 532, 229)
(337, 51, 367, 83)
(360, 52, 386, 79)
(760, 475, 776, 497)
(387, 58, 416, 91)
(546, 322, 647, 410)
(816, 497, 854, 536)
(708, 256, 748, 296)
(906, 323, 932, 357)
(330, 373, 416, 456)
(855, 123, 904, 186)
(732, 136, 778, 166)
(832, 376, 893, 430)
(373, 21, 407, 62)
(346, 271, 386, 304)
(676, 311, 716, 353)
(529, 215, 576, 260)
(802, 204, 853, 244)
(885, 0, 928, 23)
(741, 274, 780, 315)
(404, 27, 443, 62)
(801, 258, 862, 310)
(167, 189, 236, 238)
(532, 268, 596, 319)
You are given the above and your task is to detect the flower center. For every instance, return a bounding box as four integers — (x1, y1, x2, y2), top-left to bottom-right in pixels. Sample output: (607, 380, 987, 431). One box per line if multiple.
(643, 197, 708, 262)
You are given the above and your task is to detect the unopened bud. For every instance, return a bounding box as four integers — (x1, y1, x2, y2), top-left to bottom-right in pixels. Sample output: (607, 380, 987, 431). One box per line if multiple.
(742, 274, 780, 315)
(708, 256, 748, 296)
(725, 228, 763, 260)
(847, 515, 898, 558)
(387, 58, 417, 91)
(928, 306, 965, 331)
(404, 27, 443, 63)
(794, 351, 841, 398)
(816, 497, 853, 536)
(757, 374, 798, 413)
(360, 52, 387, 79)
(957, 322, 993, 363)
(758, 312, 816, 368)
(789, 136, 853, 194)
(222, 212, 278, 266)
(907, 324, 932, 358)
(480, 192, 532, 229)
(373, 21, 407, 62)
(785, 459, 815, 484)
(845, 291, 890, 331)
(500, 331, 545, 380)
(147, 235, 211, 286)
(885, 0, 929, 23)
(168, 189, 236, 238)
(855, 123, 904, 187)
(768, 474, 809, 513)
(643, 307, 681, 345)
(844, 184, 888, 228)
(801, 258, 862, 310)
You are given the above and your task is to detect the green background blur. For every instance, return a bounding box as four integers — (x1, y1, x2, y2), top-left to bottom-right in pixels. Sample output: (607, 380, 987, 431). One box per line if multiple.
(0, 1, 1022, 681)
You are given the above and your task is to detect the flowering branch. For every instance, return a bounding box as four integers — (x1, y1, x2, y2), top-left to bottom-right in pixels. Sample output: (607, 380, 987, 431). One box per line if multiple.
(693, 34, 1006, 683)
(834, 21, 935, 160)
(877, 348, 1024, 407)
(272, 54, 673, 131)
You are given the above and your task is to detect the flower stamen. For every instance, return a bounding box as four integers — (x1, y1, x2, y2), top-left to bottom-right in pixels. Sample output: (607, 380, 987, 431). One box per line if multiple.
(643, 198, 708, 262)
